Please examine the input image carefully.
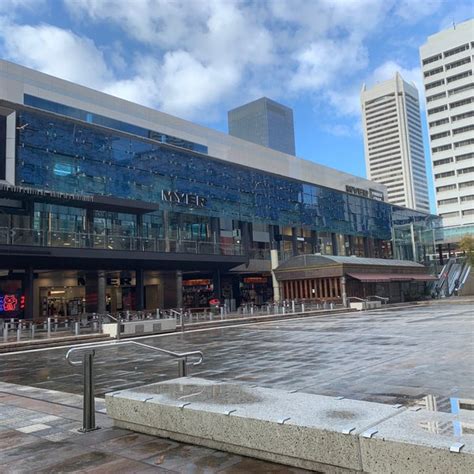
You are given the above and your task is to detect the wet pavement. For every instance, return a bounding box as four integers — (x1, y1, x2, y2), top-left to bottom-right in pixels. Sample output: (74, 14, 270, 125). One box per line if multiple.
(0, 385, 307, 473)
(0, 300, 473, 406)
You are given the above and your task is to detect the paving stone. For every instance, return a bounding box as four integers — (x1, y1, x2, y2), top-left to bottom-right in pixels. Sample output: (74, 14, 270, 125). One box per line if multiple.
(16, 423, 51, 433)
(1, 301, 471, 405)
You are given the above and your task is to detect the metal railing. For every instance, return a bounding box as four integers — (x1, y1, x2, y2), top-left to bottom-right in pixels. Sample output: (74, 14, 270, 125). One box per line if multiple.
(367, 295, 389, 304)
(65, 340, 203, 432)
(0, 227, 243, 256)
(161, 298, 342, 330)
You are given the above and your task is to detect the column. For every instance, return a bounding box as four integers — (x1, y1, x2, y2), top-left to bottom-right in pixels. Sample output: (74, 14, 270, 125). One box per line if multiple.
(176, 270, 183, 308)
(232, 277, 241, 307)
(291, 227, 298, 256)
(270, 249, 281, 302)
(97, 271, 106, 314)
(241, 222, 251, 255)
(23, 266, 34, 319)
(85, 208, 94, 248)
(135, 268, 145, 311)
(438, 244, 444, 265)
(410, 222, 418, 262)
(136, 214, 143, 238)
(331, 233, 338, 256)
(340, 276, 348, 307)
(213, 269, 222, 300)
(348, 235, 355, 256)
(363, 237, 370, 257)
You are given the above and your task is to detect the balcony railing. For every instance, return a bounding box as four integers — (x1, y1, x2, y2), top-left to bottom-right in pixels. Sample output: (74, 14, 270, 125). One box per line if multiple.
(0, 227, 243, 256)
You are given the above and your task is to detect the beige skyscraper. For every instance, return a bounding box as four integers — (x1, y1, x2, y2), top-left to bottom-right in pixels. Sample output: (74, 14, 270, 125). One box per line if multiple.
(361, 73, 430, 212)
(420, 19, 474, 237)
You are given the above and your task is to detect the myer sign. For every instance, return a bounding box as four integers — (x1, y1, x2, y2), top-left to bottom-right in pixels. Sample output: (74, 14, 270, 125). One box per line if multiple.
(161, 190, 207, 208)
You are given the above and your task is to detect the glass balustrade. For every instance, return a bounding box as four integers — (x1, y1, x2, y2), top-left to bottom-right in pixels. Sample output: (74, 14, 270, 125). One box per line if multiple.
(1, 227, 244, 256)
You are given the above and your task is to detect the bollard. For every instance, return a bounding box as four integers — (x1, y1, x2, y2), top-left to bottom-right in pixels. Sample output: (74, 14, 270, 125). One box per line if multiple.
(3, 323, 8, 342)
(250, 306, 254, 315)
(47, 318, 51, 338)
(75, 322, 80, 336)
(54, 318, 58, 332)
(291, 300, 295, 313)
(156, 308, 160, 319)
(282, 305, 286, 314)
(80, 351, 99, 432)
(31, 323, 35, 339)
(330, 302, 334, 310)
(116, 318, 121, 340)
(177, 358, 187, 377)
(17, 324, 21, 342)
(302, 303, 305, 313)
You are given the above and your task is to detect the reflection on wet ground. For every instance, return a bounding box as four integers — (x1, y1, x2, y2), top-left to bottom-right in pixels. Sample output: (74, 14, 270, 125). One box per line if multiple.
(0, 301, 472, 407)
(133, 382, 263, 404)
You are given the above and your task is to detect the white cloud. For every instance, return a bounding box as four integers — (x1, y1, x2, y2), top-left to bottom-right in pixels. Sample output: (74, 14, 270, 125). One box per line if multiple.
(0, 0, 451, 130)
(290, 38, 369, 92)
(1, 21, 113, 89)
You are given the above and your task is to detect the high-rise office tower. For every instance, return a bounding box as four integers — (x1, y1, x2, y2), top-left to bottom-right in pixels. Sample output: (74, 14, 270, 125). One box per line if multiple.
(228, 97, 296, 155)
(360, 73, 430, 212)
(420, 19, 474, 233)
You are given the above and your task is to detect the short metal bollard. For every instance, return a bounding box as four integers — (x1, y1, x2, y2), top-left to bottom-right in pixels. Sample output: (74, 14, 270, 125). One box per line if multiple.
(301, 303, 305, 312)
(80, 351, 99, 432)
(177, 358, 187, 377)
(47, 317, 51, 338)
(17, 324, 21, 342)
(3, 323, 8, 342)
(31, 323, 35, 339)
(291, 300, 295, 313)
(75, 322, 80, 336)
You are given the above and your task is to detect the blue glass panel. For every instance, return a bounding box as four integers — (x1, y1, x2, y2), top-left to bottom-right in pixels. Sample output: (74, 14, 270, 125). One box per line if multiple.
(15, 108, 398, 239)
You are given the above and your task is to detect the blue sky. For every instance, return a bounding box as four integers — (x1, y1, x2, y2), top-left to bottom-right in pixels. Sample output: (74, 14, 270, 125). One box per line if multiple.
(1, 0, 473, 213)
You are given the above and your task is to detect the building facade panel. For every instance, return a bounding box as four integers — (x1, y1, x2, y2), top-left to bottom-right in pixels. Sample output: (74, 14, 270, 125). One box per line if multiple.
(420, 19, 474, 234)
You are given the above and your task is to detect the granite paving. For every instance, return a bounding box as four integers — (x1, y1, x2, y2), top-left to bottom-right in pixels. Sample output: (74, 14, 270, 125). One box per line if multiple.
(0, 300, 472, 407)
(0, 388, 308, 473)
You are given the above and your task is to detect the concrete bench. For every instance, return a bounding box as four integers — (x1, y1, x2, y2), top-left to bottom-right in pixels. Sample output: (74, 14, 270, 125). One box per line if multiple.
(106, 378, 473, 473)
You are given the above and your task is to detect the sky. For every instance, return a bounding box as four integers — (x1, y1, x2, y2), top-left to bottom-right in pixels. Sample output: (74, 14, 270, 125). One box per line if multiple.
(1, 0, 473, 213)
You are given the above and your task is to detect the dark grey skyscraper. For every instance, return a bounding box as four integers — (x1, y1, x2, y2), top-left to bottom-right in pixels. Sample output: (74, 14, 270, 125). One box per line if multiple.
(228, 97, 296, 155)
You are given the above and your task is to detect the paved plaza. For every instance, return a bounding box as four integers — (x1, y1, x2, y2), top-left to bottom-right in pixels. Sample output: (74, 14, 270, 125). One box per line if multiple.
(1, 300, 473, 406)
(0, 384, 305, 473)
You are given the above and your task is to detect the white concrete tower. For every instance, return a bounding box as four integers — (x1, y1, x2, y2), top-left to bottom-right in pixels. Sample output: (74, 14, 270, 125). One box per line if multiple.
(361, 73, 430, 212)
(420, 19, 474, 233)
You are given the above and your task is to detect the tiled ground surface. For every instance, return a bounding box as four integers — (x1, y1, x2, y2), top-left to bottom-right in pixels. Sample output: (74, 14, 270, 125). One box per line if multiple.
(0, 386, 308, 473)
(1, 300, 472, 406)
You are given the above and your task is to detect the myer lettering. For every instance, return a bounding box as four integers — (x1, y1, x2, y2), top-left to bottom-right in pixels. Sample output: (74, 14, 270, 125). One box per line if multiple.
(345, 185, 369, 198)
(161, 190, 207, 207)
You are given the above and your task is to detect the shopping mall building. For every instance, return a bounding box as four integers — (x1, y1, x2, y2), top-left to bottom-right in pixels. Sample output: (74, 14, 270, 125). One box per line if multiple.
(0, 60, 440, 319)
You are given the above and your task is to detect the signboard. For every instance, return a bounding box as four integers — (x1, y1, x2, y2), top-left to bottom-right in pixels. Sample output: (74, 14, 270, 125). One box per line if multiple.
(243, 277, 268, 284)
(0, 292, 25, 317)
(0, 183, 94, 202)
(345, 185, 384, 202)
(161, 190, 206, 207)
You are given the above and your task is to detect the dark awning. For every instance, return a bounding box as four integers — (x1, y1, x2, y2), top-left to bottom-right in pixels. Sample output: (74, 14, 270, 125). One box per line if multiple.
(347, 273, 437, 283)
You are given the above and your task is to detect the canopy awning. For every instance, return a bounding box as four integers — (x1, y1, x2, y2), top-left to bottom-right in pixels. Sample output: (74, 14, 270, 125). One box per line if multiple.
(347, 273, 437, 283)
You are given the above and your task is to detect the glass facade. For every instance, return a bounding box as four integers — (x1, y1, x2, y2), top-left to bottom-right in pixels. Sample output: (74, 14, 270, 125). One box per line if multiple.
(23, 95, 208, 154)
(16, 107, 393, 241)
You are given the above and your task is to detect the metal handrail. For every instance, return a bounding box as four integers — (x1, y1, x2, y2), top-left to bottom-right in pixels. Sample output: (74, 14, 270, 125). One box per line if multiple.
(65, 339, 204, 433)
(347, 296, 367, 302)
(367, 295, 389, 303)
(66, 340, 203, 368)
